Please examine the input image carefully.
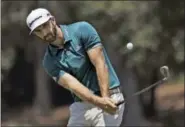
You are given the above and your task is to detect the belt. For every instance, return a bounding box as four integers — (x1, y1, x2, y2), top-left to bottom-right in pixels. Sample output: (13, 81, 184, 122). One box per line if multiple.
(109, 87, 121, 95)
(94, 86, 121, 96)
(74, 87, 121, 102)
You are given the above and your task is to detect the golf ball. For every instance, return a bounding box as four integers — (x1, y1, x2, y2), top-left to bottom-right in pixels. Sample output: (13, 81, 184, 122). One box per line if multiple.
(126, 42, 133, 50)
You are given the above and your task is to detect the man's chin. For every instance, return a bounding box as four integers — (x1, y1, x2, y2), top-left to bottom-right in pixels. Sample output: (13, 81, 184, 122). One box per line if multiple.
(45, 38, 56, 43)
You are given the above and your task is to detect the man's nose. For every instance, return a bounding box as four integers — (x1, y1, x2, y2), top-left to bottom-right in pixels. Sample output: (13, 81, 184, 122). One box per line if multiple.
(42, 30, 48, 37)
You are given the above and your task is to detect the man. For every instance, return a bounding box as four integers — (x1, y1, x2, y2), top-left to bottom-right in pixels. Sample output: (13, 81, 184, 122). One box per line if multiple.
(26, 8, 125, 126)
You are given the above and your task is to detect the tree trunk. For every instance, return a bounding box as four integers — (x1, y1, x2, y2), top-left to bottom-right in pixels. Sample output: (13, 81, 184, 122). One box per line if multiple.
(104, 41, 150, 126)
(33, 43, 51, 116)
(120, 68, 150, 126)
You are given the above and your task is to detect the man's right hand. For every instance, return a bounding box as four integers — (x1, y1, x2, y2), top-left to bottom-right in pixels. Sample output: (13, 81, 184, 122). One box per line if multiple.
(96, 97, 118, 115)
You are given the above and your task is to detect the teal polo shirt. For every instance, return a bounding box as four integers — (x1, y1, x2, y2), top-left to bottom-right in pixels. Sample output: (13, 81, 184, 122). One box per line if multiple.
(43, 21, 120, 101)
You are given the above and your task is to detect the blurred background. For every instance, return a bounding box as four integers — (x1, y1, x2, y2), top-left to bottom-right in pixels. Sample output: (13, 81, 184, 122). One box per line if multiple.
(1, 1, 184, 127)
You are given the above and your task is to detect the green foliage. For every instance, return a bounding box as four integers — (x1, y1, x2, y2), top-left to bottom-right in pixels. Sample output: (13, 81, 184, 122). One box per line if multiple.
(2, 1, 184, 80)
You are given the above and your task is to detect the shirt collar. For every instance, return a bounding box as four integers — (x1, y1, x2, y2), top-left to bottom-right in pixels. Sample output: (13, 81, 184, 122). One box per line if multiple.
(48, 24, 72, 56)
(60, 25, 72, 43)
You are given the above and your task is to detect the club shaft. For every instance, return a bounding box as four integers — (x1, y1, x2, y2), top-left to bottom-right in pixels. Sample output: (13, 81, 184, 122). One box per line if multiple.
(116, 77, 168, 106)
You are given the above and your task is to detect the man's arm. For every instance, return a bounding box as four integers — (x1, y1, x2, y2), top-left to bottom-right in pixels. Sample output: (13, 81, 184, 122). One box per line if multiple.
(54, 73, 101, 104)
(54, 73, 117, 115)
(87, 46, 110, 97)
(78, 22, 110, 97)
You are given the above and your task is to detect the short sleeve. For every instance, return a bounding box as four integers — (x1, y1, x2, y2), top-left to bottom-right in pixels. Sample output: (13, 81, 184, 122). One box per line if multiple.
(42, 57, 66, 82)
(79, 21, 102, 51)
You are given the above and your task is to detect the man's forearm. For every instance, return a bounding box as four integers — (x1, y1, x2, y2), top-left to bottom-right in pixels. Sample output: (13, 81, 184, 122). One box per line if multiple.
(87, 46, 110, 97)
(57, 73, 101, 106)
(95, 62, 110, 97)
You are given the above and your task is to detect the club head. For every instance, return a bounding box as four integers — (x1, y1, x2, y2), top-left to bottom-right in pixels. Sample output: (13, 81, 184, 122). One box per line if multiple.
(160, 66, 170, 79)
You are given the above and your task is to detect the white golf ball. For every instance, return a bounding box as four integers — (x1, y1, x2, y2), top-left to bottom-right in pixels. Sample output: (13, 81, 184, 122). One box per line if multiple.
(126, 42, 133, 50)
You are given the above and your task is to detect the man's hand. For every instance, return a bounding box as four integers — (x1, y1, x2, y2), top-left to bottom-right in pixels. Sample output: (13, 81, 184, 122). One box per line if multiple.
(96, 97, 118, 115)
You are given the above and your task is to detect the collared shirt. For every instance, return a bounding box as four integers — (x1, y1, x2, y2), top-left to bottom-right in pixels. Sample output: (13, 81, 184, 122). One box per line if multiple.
(43, 21, 120, 101)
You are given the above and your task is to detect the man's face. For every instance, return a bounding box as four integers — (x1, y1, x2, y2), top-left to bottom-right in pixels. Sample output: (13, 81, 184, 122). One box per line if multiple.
(33, 18, 57, 44)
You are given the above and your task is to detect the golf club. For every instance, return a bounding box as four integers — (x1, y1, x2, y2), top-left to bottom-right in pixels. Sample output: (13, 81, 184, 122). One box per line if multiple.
(116, 66, 170, 106)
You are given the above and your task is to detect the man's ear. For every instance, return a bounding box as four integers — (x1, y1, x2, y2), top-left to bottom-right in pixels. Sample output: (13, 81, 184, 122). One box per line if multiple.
(51, 16, 55, 22)
(51, 17, 56, 25)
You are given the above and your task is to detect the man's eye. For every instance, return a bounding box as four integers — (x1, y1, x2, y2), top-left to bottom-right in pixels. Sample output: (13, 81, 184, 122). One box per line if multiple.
(35, 29, 41, 33)
(43, 22, 48, 27)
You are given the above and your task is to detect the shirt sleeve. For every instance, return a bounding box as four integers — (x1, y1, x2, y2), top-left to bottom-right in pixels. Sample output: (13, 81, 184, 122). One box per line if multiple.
(42, 58, 66, 82)
(79, 21, 102, 51)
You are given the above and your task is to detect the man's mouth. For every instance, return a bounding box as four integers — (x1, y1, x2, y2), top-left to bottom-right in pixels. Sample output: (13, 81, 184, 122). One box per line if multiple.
(45, 34, 53, 40)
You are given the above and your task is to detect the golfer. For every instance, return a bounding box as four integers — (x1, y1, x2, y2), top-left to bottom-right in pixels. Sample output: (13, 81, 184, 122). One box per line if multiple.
(26, 8, 125, 126)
